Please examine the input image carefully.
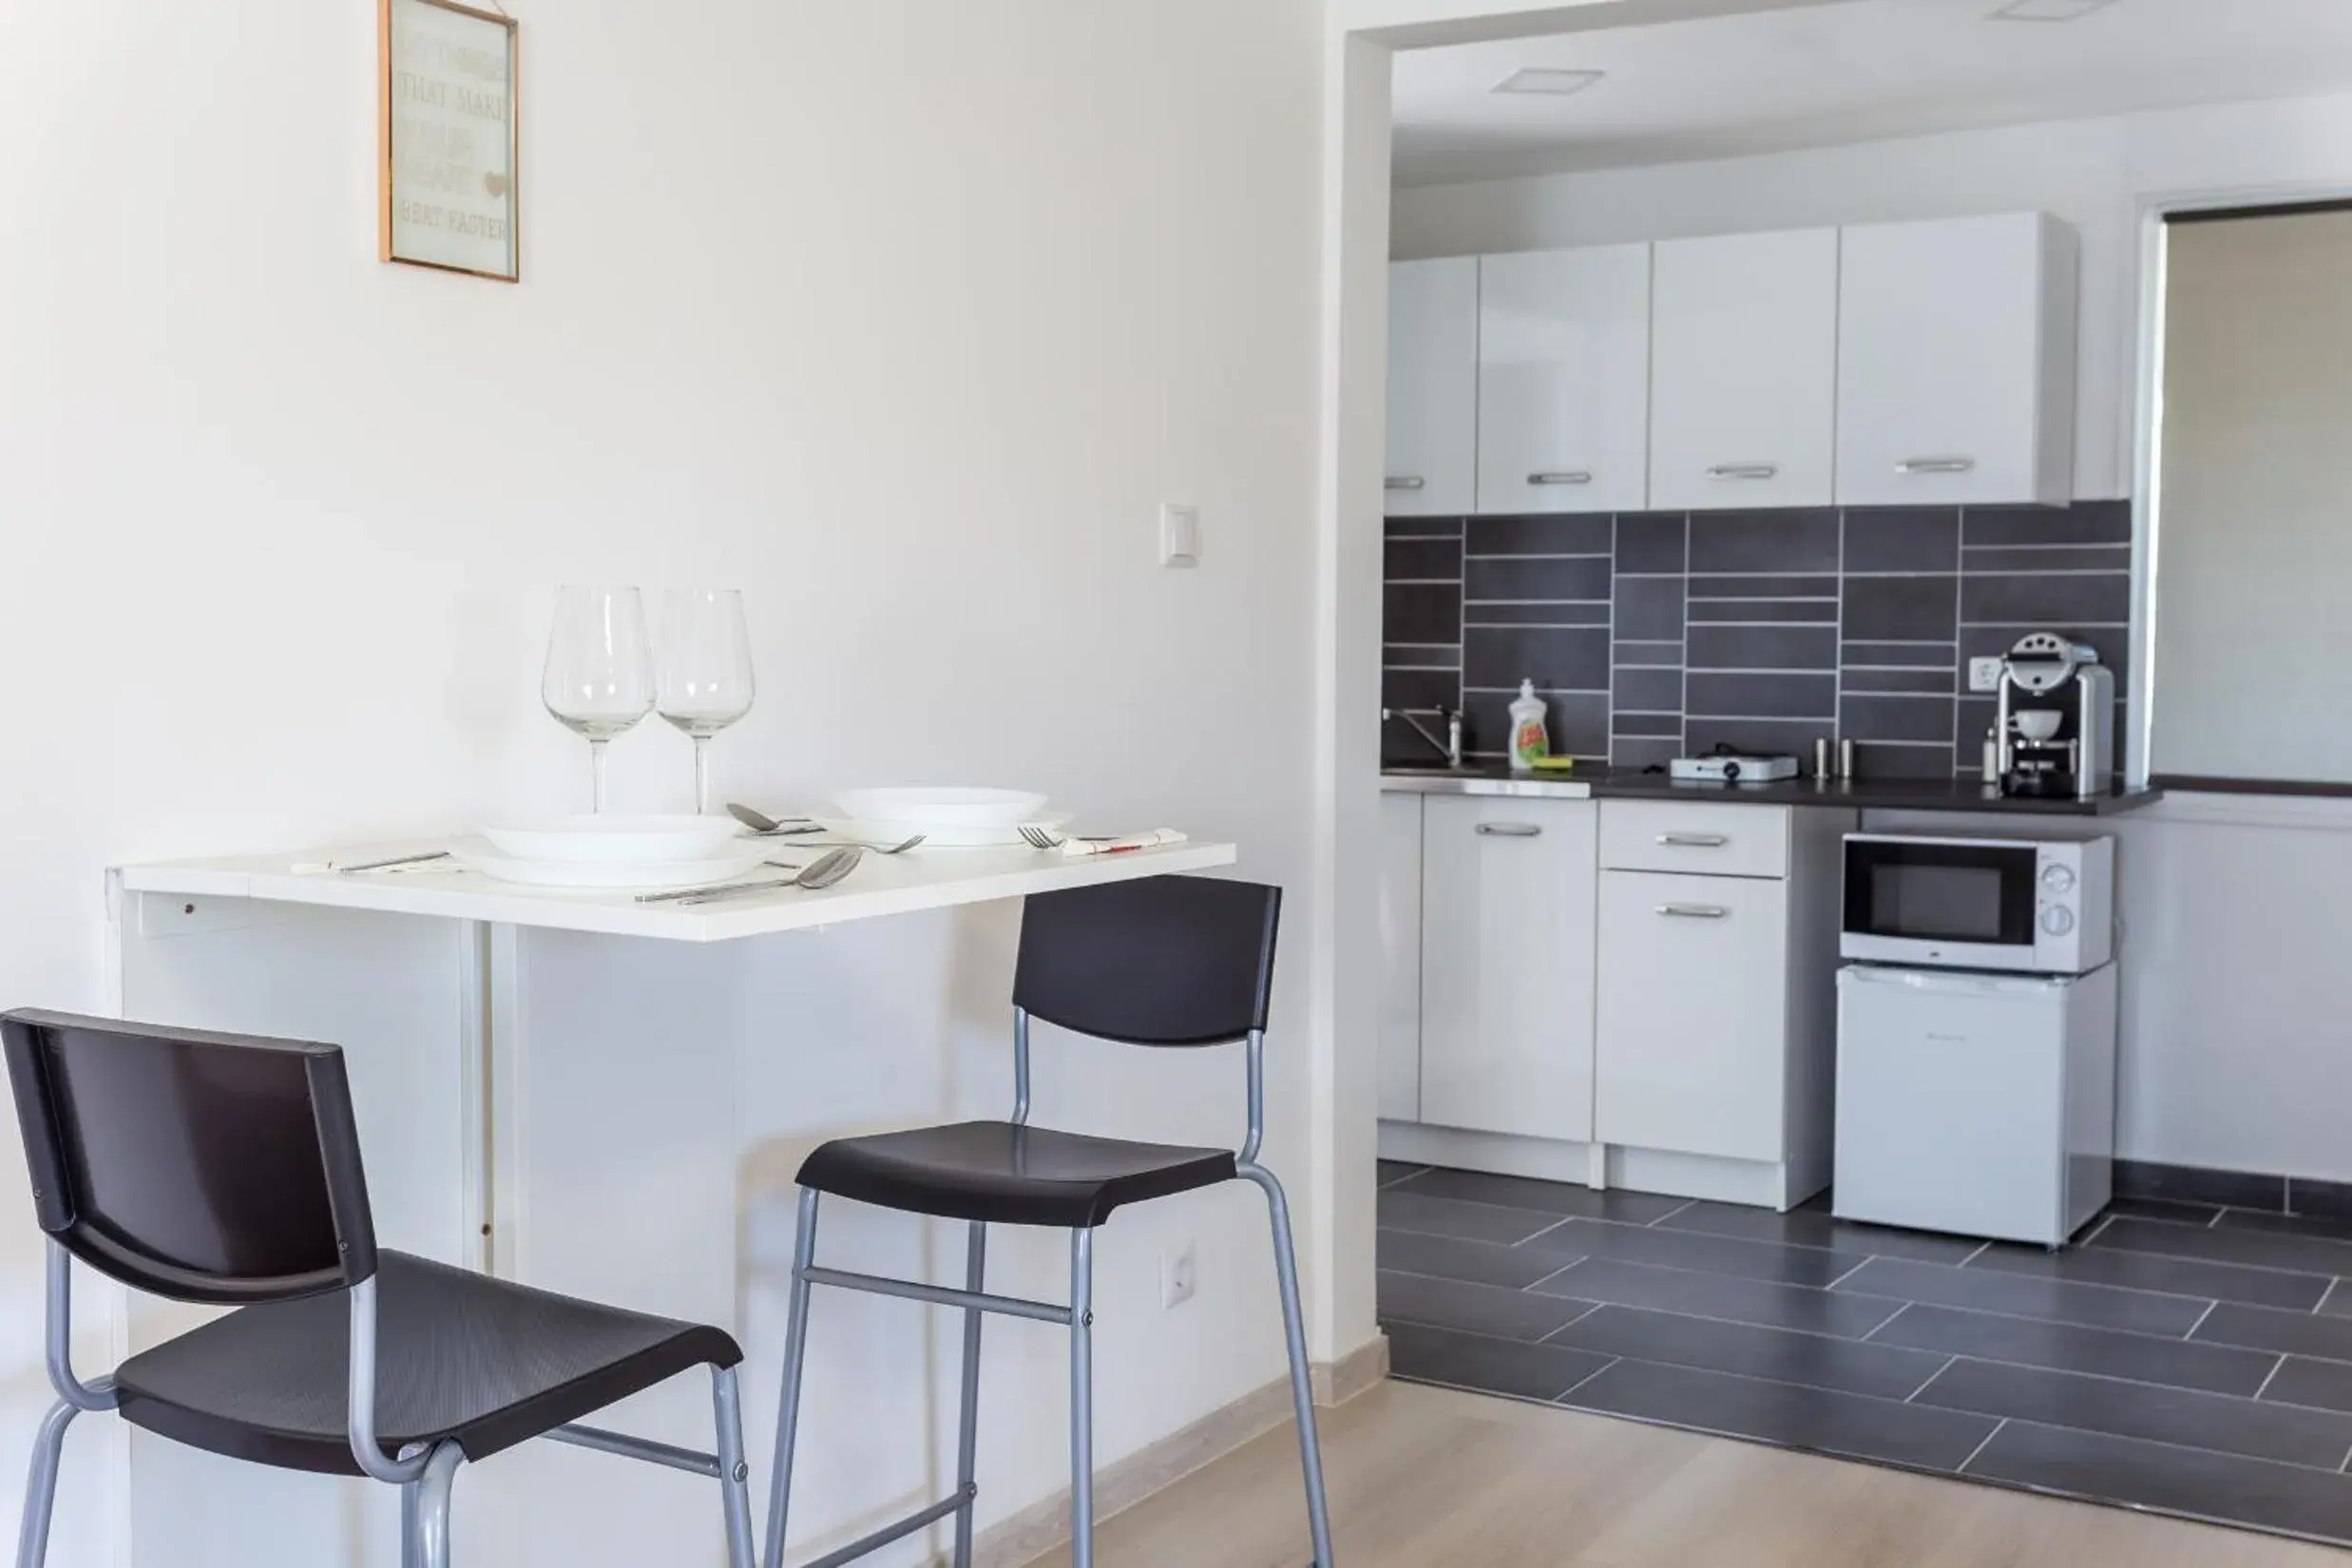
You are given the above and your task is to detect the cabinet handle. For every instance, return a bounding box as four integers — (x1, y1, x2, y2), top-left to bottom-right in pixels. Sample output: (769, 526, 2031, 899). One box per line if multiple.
(1707, 463, 1778, 481)
(1385, 476, 1426, 491)
(1896, 456, 1976, 475)
(1528, 470, 1593, 487)
(1475, 822, 1543, 838)
(1657, 904, 1731, 919)
(1656, 832, 1730, 848)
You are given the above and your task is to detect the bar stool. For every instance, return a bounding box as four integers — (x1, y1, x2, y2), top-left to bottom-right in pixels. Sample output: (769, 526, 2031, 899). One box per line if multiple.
(3, 1009, 758, 1568)
(762, 874, 1334, 1568)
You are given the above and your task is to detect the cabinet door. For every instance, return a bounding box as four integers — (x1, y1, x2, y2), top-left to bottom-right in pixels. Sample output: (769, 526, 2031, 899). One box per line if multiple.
(1837, 214, 2076, 507)
(1477, 245, 1652, 515)
(1595, 870, 1788, 1161)
(1650, 229, 1838, 510)
(1419, 795, 1598, 1141)
(1378, 793, 1425, 1122)
(1386, 258, 1479, 517)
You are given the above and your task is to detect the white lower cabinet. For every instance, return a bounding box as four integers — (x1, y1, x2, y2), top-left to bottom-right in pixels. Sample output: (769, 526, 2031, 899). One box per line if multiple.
(1418, 795, 1598, 1142)
(1595, 870, 1789, 1162)
(1378, 793, 1425, 1122)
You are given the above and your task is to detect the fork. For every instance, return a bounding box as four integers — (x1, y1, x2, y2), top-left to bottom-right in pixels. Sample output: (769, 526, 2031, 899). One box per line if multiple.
(635, 847, 863, 905)
(792, 833, 925, 854)
(1018, 827, 1119, 851)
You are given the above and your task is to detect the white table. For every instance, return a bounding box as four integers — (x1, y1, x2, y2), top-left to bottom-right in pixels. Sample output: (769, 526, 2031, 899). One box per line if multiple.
(103, 834, 1236, 1568)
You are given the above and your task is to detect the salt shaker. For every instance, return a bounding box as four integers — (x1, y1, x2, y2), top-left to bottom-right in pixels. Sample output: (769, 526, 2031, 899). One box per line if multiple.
(1837, 737, 1857, 780)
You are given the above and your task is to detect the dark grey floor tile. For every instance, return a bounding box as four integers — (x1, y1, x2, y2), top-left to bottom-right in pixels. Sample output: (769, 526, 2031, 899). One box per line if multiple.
(2105, 1195, 2226, 1226)
(1964, 1420, 2352, 1540)
(1376, 1159, 1427, 1189)
(1376, 1271, 1597, 1343)
(1873, 1303, 2276, 1396)
(2114, 1158, 2287, 1212)
(2265, 1356, 2352, 1416)
(2096, 1214, 2352, 1280)
(1546, 1304, 1946, 1401)
(1832, 1256, 2210, 1337)
(1377, 1189, 1566, 1247)
(1555, 1218, 1857, 1289)
(2322, 1281, 2352, 1320)
(2290, 1177, 2352, 1225)
(1386, 1321, 1615, 1404)
(1388, 1167, 1691, 1224)
(1915, 1356, 2352, 1469)
(1657, 1199, 1984, 1265)
(2220, 1208, 2352, 1246)
(1531, 1257, 1903, 1339)
(2195, 1303, 2352, 1364)
(1968, 1238, 2329, 1312)
(1375, 1227, 1582, 1291)
(1564, 1358, 1996, 1472)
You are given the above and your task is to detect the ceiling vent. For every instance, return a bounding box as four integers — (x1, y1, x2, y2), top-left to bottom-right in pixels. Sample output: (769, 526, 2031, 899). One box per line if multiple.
(1493, 67, 1607, 97)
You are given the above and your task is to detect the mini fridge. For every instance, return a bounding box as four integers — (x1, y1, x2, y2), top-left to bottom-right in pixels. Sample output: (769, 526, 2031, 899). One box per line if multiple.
(1832, 963, 2117, 1248)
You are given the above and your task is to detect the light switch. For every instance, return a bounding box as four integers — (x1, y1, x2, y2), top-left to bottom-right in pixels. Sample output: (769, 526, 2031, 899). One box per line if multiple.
(1969, 657, 2005, 693)
(1159, 504, 1200, 568)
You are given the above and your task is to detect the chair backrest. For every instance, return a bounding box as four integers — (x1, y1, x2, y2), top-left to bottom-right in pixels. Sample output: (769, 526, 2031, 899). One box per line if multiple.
(4, 1009, 378, 1304)
(1013, 875, 1280, 1046)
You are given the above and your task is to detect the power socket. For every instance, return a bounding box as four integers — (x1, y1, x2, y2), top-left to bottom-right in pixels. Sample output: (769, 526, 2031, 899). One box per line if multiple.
(1969, 657, 2005, 694)
(1159, 1240, 1197, 1310)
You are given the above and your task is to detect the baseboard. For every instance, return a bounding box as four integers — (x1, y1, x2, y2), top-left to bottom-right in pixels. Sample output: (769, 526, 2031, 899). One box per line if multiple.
(970, 1335, 1386, 1568)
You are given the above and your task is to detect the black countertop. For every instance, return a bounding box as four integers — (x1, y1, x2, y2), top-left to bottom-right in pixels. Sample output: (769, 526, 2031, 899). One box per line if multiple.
(1381, 762, 2163, 817)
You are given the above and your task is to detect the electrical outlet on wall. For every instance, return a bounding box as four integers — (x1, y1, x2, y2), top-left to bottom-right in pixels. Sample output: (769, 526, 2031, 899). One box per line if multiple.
(1159, 1240, 1197, 1310)
(1969, 657, 2005, 693)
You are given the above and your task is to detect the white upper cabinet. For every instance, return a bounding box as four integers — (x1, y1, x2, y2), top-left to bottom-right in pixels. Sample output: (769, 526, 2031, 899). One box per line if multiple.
(1650, 228, 1840, 510)
(1837, 213, 2078, 507)
(1386, 258, 1479, 516)
(1476, 245, 1652, 515)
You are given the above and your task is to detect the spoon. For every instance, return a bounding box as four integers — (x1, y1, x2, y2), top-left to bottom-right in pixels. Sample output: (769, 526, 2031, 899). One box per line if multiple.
(726, 802, 822, 836)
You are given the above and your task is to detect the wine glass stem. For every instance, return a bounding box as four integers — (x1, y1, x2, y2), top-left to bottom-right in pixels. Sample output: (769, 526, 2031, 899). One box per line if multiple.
(693, 737, 712, 815)
(590, 738, 610, 813)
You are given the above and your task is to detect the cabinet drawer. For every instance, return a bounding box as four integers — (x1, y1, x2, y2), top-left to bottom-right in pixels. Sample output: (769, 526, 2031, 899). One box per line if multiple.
(1599, 801, 1789, 880)
(1596, 870, 1789, 1162)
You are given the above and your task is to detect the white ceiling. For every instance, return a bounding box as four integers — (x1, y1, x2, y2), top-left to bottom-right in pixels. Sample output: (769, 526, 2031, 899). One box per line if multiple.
(1392, 0, 2352, 187)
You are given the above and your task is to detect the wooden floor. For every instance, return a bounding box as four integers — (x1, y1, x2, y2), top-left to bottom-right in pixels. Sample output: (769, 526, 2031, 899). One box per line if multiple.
(1023, 1379, 2352, 1567)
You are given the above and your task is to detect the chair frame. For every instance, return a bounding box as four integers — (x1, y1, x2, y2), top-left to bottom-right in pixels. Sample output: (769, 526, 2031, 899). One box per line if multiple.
(761, 1007, 1336, 1568)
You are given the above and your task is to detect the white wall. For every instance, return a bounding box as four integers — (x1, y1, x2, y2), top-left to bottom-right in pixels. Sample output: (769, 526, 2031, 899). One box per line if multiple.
(1391, 89, 2352, 499)
(0, 1, 1330, 1561)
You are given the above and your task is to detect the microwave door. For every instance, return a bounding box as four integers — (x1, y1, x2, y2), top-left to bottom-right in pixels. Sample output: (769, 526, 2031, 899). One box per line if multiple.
(1845, 839, 2039, 965)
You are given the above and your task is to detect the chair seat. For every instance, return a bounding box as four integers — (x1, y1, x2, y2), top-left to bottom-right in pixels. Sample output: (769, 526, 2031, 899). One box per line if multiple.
(797, 1120, 1237, 1228)
(113, 1252, 740, 1476)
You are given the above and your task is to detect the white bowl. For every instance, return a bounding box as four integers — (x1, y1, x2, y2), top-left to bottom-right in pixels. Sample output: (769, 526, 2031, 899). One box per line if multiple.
(831, 787, 1049, 830)
(2012, 709, 2064, 743)
(479, 813, 745, 866)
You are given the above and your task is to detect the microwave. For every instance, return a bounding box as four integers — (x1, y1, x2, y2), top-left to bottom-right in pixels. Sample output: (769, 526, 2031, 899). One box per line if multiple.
(1842, 833, 2113, 975)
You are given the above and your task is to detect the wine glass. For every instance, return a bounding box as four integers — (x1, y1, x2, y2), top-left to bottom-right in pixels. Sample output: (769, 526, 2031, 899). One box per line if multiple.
(657, 589, 756, 814)
(541, 586, 656, 813)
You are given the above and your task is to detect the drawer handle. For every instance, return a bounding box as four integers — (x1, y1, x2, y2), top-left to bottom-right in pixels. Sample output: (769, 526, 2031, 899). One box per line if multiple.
(1385, 476, 1426, 491)
(1528, 470, 1593, 487)
(1658, 904, 1730, 919)
(1707, 463, 1778, 481)
(1476, 822, 1543, 838)
(1896, 456, 1976, 475)
(1656, 832, 1730, 849)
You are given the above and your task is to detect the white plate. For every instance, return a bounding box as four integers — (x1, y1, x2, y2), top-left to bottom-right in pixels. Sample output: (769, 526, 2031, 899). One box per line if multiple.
(831, 787, 1049, 830)
(818, 810, 1071, 849)
(478, 814, 745, 866)
(450, 837, 772, 890)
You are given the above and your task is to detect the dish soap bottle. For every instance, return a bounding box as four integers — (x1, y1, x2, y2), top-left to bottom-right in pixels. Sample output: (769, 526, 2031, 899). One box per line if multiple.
(1507, 679, 1549, 772)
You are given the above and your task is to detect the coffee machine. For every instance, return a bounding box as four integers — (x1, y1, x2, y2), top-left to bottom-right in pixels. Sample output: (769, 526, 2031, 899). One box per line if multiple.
(1996, 633, 2115, 799)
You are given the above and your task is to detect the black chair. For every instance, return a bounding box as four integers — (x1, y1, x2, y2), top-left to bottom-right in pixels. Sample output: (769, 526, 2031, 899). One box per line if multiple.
(762, 875, 1335, 1568)
(3, 1010, 757, 1568)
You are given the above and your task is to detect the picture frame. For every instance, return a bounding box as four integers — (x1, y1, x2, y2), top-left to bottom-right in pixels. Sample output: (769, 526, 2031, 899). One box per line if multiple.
(379, 0, 520, 282)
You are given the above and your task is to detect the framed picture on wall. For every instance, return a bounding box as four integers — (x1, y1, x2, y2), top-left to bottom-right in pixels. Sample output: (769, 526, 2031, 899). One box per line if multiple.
(379, 0, 519, 281)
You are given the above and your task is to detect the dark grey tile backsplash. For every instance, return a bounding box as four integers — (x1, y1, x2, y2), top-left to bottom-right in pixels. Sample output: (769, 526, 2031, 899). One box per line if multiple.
(1381, 501, 2133, 773)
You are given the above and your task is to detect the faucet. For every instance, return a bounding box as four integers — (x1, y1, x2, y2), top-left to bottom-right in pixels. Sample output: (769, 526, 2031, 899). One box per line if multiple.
(1384, 704, 1463, 769)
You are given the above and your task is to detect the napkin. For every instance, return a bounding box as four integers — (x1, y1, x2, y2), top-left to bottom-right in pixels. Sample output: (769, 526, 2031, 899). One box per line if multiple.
(1059, 829, 1188, 857)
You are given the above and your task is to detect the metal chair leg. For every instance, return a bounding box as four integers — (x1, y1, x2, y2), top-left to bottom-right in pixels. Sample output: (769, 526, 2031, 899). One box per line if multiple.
(711, 1366, 757, 1568)
(763, 1187, 822, 1568)
(413, 1444, 464, 1568)
(1068, 1229, 1096, 1568)
(1241, 1163, 1336, 1568)
(400, 1482, 420, 1568)
(15, 1400, 77, 1568)
(951, 1222, 987, 1568)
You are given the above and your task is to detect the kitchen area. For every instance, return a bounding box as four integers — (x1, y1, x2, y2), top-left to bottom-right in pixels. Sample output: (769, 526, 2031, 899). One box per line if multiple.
(1367, 8, 2352, 1538)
